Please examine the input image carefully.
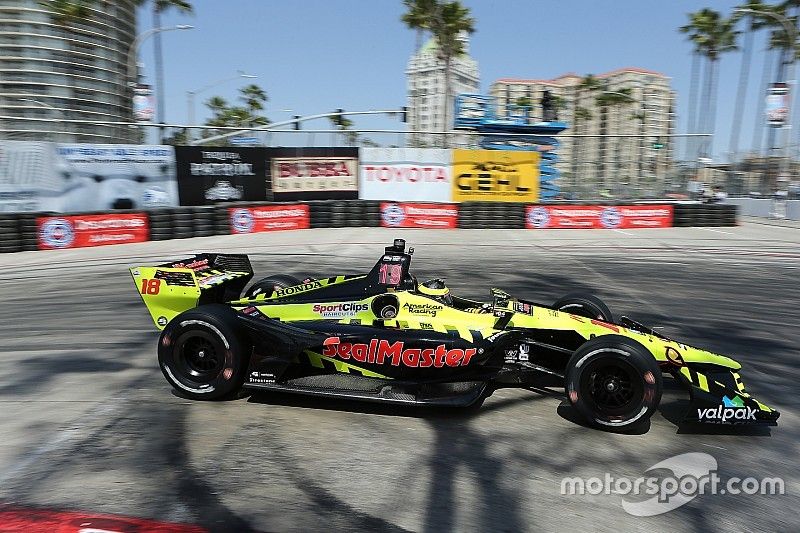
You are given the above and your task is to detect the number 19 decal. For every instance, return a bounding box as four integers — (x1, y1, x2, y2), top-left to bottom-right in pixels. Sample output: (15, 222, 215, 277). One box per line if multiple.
(378, 263, 402, 285)
(140, 278, 162, 295)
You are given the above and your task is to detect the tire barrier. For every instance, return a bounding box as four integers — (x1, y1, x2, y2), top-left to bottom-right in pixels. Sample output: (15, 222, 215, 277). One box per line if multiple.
(0, 201, 738, 254)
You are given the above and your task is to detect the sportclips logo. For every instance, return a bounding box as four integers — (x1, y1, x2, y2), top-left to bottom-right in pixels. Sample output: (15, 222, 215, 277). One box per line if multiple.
(697, 395, 757, 423)
(312, 302, 369, 318)
(322, 337, 476, 368)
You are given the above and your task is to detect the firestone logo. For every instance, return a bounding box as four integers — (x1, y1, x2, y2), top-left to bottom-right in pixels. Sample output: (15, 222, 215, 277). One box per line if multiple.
(39, 218, 75, 248)
(231, 208, 255, 233)
(382, 204, 406, 227)
(322, 337, 476, 368)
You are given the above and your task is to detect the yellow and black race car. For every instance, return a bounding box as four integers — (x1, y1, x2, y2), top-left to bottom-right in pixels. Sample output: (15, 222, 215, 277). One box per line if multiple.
(131, 239, 779, 431)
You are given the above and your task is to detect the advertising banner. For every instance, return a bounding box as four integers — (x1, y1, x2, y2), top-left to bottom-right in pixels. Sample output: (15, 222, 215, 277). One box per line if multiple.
(37, 213, 149, 250)
(766, 83, 790, 128)
(0, 141, 178, 213)
(132, 84, 155, 122)
(359, 148, 452, 201)
(229, 204, 310, 234)
(268, 147, 358, 200)
(525, 205, 673, 229)
(452, 149, 540, 203)
(380, 202, 458, 229)
(175, 147, 268, 206)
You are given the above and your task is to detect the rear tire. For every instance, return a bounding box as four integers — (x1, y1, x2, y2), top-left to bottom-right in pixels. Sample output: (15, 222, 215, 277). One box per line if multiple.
(553, 293, 613, 322)
(243, 274, 302, 299)
(158, 305, 250, 400)
(565, 335, 662, 431)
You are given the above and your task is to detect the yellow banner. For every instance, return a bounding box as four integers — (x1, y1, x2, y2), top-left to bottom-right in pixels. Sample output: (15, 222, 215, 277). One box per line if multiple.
(451, 149, 540, 202)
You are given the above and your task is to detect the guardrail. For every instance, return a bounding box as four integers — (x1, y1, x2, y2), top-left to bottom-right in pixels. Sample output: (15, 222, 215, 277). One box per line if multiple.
(0, 201, 738, 254)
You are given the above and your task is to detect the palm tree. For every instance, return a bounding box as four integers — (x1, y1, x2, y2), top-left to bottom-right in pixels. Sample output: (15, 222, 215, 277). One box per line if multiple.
(240, 84, 268, 113)
(329, 112, 358, 146)
(573, 75, 603, 176)
(401, 0, 435, 51)
(596, 88, 633, 193)
(729, 1, 773, 160)
(39, 0, 93, 24)
(680, 8, 738, 159)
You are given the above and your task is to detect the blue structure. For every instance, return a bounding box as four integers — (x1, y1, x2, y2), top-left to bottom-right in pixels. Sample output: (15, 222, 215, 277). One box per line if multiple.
(454, 94, 568, 199)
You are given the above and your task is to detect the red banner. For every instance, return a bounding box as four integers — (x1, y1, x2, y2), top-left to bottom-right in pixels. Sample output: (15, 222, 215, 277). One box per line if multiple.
(380, 202, 458, 229)
(526, 205, 673, 229)
(229, 205, 310, 234)
(37, 213, 149, 250)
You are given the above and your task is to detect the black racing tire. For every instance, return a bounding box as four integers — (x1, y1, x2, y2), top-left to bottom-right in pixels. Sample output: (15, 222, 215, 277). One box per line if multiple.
(158, 305, 250, 400)
(565, 335, 662, 431)
(243, 274, 302, 299)
(553, 293, 613, 323)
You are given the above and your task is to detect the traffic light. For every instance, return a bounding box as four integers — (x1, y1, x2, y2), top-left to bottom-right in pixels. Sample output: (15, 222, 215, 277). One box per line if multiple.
(401, 106, 408, 122)
(293, 115, 301, 130)
(652, 137, 664, 149)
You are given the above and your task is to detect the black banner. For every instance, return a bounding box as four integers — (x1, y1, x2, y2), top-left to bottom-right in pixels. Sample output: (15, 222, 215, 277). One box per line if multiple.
(267, 147, 358, 201)
(175, 146, 269, 206)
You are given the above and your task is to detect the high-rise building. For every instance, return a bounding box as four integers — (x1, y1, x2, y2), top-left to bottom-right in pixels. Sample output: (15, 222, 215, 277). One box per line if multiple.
(490, 68, 675, 195)
(406, 34, 479, 147)
(0, 0, 136, 143)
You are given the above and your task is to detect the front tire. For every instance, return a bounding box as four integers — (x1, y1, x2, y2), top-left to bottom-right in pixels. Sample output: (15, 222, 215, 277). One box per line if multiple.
(565, 335, 662, 430)
(553, 293, 613, 322)
(158, 305, 250, 400)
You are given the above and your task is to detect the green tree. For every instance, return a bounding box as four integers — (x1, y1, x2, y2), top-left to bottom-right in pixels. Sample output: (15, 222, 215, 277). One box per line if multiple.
(401, 0, 435, 51)
(514, 96, 533, 108)
(329, 111, 358, 145)
(203, 85, 270, 142)
(680, 9, 738, 157)
(595, 88, 634, 192)
(38, 0, 93, 25)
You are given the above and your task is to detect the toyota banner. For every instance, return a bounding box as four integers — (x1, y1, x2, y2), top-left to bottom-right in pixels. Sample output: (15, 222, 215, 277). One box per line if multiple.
(525, 205, 673, 229)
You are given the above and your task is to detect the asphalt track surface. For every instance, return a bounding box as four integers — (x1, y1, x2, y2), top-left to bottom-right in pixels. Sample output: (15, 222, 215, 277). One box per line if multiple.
(0, 223, 798, 532)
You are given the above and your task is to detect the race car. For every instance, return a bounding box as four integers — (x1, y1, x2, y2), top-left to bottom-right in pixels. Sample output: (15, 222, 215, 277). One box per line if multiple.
(130, 239, 779, 431)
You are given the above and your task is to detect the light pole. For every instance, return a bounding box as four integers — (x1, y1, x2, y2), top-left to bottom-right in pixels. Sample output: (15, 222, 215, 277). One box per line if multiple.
(126, 25, 193, 142)
(735, 7, 796, 186)
(186, 71, 257, 141)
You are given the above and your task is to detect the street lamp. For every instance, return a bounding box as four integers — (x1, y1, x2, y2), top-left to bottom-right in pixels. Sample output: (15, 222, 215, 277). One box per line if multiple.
(186, 71, 258, 140)
(126, 25, 194, 86)
(735, 7, 796, 182)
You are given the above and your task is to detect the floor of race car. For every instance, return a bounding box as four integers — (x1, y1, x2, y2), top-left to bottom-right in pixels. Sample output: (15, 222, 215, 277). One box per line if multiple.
(0, 223, 797, 532)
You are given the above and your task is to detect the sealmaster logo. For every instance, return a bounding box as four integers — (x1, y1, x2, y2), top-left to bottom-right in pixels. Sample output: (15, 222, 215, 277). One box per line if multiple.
(697, 395, 757, 423)
(381, 203, 405, 227)
(39, 218, 75, 248)
(322, 337, 476, 368)
(312, 302, 369, 318)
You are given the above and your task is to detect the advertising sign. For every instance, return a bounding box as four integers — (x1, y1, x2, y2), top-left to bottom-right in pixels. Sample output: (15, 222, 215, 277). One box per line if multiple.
(766, 83, 790, 128)
(380, 202, 458, 229)
(229, 205, 310, 234)
(268, 147, 358, 200)
(37, 213, 149, 250)
(452, 149, 540, 202)
(132, 84, 155, 123)
(525, 205, 673, 229)
(359, 148, 451, 201)
(175, 147, 268, 206)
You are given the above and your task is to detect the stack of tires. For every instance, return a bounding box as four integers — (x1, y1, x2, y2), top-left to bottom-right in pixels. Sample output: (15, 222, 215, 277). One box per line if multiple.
(309, 201, 332, 228)
(192, 207, 216, 237)
(0, 214, 21, 253)
(671, 204, 694, 227)
(459, 202, 524, 229)
(214, 205, 231, 235)
(148, 210, 173, 241)
(171, 207, 197, 240)
(17, 214, 39, 251)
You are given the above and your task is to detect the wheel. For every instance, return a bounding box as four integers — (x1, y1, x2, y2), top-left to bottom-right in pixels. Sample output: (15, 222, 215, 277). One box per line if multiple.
(565, 335, 662, 430)
(158, 305, 250, 400)
(243, 274, 302, 299)
(553, 292, 613, 322)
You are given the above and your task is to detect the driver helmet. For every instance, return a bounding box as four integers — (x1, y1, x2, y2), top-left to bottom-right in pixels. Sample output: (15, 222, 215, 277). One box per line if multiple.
(418, 278, 452, 305)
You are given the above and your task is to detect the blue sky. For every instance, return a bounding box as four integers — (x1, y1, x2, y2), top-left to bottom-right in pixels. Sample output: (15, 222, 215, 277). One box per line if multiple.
(137, 0, 786, 160)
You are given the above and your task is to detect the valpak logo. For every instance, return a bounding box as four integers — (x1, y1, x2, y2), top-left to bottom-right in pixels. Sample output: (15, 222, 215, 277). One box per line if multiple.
(39, 218, 75, 248)
(697, 395, 757, 423)
(312, 302, 369, 318)
(322, 337, 476, 368)
(381, 203, 405, 227)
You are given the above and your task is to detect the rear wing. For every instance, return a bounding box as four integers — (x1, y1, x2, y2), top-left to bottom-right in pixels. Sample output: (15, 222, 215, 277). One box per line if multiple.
(130, 253, 253, 330)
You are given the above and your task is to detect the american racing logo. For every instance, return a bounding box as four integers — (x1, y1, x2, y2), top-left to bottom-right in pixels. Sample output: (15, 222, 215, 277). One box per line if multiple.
(312, 302, 369, 318)
(402, 302, 443, 316)
(697, 395, 757, 423)
(322, 337, 475, 368)
(274, 280, 322, 297)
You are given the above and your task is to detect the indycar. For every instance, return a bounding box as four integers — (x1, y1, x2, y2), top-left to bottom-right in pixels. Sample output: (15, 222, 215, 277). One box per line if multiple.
(130, 239, 779, 430)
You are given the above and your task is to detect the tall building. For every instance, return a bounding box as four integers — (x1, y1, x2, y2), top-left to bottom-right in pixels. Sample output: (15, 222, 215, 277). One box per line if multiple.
(0, 0, 136, 143)
(490, 68, 675, 195)
(406, 34, 479, 147)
